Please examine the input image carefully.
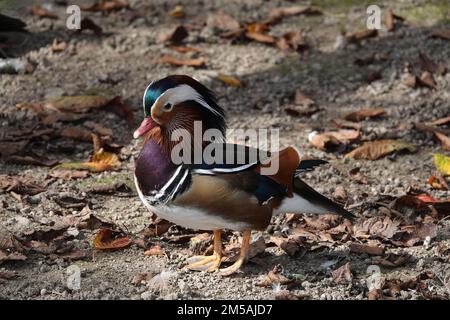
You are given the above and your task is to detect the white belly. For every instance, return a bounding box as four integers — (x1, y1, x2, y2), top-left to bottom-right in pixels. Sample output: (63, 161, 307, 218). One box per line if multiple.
(134, 175, 249, 231)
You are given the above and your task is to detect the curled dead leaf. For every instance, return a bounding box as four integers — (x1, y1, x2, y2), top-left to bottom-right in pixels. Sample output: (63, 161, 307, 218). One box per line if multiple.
(156, 55, 206, 68)
(81, 0, 129, 12)
(344, 108, 386, 122)
(144, 245, 165, 256)
(206, 12, 240, 32)
(331, 262, 353, 284)
(159, 25, 189, 43)
(93, 229, 132, 250)
(217, 74, 241, 87)
(57, 150, 120, 172)
(345, 140, 415, 160)
(168, 5, 184, 19)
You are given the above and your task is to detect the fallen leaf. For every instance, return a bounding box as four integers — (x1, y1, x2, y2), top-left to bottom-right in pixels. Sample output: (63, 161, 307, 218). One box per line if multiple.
(168, 5, 184, 19)
(246, 22, 270, 34)
(333, 185, 348, 204)
(434, 153, 450, 175)
(57, 150, 120, 172)
(428, 175, 448, 190)
(54, 194, 87, 210)
(155, 55, 206, 67)
(0, 141, 28, 157)
(429, 29, 450, 40)
(418, 52, 446, 75)
(284, 105, 321, 117)
(269, 236, 301, 257)
(372, 253, 410, 267)
(132, 272, 158, 285)
(385, 10, 394, 31)
(31, 5, 58, 19)
(0, 270, 18, 279)
(434, 132, 450, 150)
(294, 90, 315, 106)
(276, 32, 308, 51)
(367, 289, 383, 300)
(309, 130, 360, 151)
(427, 116, 450, 126)
(206, 12, 240, 32)
(80, 18, 103, 35)
(256, 264, 293, 287)
(346, 29, 378, 41)
(0, 175, 46, 195)
(5, 155, 58, 167)
(344, 108, 386, 122)
(60, 126, 92, 142)
(350, 243, 385, 256)
(142, 219, 173, 237)
(217, 74, 241, 87)
(267, 6, 322, 24)
(144, 245, 165, 256)
(345, 140, 415, 160)
(418, 71, 436, 89)
(51, 40, 67, 52)
(168, 45, 202, 53)
(245, 32, 276, 44)
(81, 0, 129, 12)
(331, 118, 361, 130)
(331, 262, 353, 284)
(353, 216, 400, 239)
(403, 74, 417, 88)
(93, 229, 132, 250)
(189, 233, 212, 255)
(224, 237, 266, 263)
(159, 25, 189, 43)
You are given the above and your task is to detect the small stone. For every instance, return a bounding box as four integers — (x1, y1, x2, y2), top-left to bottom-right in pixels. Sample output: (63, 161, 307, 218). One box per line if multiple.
(40, 289, 47, 296)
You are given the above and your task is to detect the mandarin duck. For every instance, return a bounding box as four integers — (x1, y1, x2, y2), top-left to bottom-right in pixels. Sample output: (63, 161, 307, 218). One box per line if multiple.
(134, 75, 353, 276)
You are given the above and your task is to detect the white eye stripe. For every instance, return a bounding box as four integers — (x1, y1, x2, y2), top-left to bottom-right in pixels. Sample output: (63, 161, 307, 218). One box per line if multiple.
(151, 84, 222, 118)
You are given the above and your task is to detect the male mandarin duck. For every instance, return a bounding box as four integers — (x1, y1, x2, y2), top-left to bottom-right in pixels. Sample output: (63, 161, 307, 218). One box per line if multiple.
(133, 75, 354, 276)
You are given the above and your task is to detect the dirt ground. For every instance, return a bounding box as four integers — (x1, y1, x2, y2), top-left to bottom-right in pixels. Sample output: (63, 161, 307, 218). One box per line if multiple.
(1, 0, 450, 300)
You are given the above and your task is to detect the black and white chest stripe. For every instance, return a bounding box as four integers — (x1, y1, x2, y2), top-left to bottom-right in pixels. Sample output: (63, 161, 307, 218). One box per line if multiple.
(136, 166, 192, 206)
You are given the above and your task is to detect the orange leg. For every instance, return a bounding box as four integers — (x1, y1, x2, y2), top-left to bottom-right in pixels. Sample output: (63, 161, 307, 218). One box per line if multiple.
(220, 230, 251, 277)
(184, 229, 223, 272)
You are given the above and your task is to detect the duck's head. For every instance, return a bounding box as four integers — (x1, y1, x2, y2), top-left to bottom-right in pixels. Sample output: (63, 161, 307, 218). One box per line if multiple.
(133, 75, 226, 142)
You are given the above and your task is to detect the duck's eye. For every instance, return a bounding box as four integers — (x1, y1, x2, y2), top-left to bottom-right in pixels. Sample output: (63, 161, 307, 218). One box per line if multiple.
(163, 103, 172, 111)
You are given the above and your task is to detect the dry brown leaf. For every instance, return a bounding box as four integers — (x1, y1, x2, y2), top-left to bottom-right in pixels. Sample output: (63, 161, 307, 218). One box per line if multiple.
(60, 126, 92, 142)
(385, 10, 394, 31)
(0, 270, 18, 279)
(354, 216, 400, 239)
(418, 53, 447, 75)
(168, 5, 184, 19)
(93, 229, 132, 250)
(276, 31, 308, 51)
(168, 45, 202, 53)
(294, 90, 315, 107)
(144, 245, 165, 256)
(331, 118, 361, 130)
(81, 0, 129, 12)
(429, 29, 450, 40)
(403, 74, 417, 88)
(51, 40, 67, 52)
(372, 253, 410, 267)
(6, 155, 58, 167)
(0, 175, 46, 195)
(31, 5, 58, 19)
(224, 237, 266, 263)
(156, 55, 206, 67)
(46, 95, 110, 113)
(345, 140, 415, 160)
(217, 74, 241, 87)
(344, 108, 386, 122)
(159, 25, 189, 43)
(245, 32, 276, 44)
(331, 262, 353, 284)
(427, 116, 450, 126)
(346, 29, 378, 41)
(269, 236, 301, 257)
(309, 130, 360, 151)
(142, 219, 173, 237)
(275, 290, 308, 300)
(350, 243, 385, 256)
(57, 150, 120, 172)
(267, 5, 322, 24)
(246, 22, 270, 34)
(189, 233, 212, 255)
(418, 71, 436, 89)
(256, 264, 293, 287)
(434, 132, 450, 151)
(206, 12, 240, 32)
(428, 175, 449, 190)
